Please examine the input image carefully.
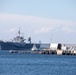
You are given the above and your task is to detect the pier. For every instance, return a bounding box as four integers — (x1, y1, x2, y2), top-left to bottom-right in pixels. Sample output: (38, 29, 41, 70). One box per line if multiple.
(9, 43, 76, 55)
(38, 49, 76, 55)
(9, 49, 76, 55)
(9, 50, 41, 54)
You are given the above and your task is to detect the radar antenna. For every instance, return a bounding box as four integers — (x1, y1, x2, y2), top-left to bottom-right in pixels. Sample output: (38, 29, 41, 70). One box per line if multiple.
(28, 37, 31, 43)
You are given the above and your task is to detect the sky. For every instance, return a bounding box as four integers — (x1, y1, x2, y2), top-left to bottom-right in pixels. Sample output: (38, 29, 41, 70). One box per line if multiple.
(0, 0, 76, 44)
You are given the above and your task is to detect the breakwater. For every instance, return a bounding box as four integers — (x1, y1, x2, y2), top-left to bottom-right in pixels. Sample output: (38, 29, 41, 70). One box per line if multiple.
(9, 49, 76, 55)
(38, 50, 76, 55)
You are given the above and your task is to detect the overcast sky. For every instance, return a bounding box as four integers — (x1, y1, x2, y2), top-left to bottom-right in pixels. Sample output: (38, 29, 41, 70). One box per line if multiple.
(0, 0, 76, 44)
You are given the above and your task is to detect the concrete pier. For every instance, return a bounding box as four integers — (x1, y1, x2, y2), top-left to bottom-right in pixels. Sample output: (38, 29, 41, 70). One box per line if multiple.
(37, 49, 76, 55)
(9, 49, 76, 55)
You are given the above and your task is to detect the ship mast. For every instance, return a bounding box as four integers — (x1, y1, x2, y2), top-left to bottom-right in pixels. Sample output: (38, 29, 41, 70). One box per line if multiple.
(18, 27, 21, 36)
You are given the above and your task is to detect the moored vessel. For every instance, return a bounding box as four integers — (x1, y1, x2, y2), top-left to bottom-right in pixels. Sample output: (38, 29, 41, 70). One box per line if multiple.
(0, 29, 40, 50)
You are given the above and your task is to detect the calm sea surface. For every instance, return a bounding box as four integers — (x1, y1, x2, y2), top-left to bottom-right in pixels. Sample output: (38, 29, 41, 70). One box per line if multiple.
(0, 50, 76, 75)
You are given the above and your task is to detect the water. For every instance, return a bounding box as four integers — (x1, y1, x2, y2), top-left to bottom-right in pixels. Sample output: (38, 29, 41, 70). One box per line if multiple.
(0, 51, 76, 75)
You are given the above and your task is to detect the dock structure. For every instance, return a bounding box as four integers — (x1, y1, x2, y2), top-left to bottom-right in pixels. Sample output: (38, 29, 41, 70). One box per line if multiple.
(37, 43, 76, 55)
(37, 49, 76, 55)
(9, 43, 76, 55)
(57, 50, 76, 55)
(9, 50, 42, 54)
(9, 49, 76, 55)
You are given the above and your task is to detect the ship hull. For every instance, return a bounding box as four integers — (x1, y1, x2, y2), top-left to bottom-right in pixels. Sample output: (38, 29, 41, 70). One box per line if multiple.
(0, 41, 40, 50)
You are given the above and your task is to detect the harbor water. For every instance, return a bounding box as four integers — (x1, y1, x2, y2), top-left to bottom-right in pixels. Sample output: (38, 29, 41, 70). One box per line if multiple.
(0, 50, 76, 75)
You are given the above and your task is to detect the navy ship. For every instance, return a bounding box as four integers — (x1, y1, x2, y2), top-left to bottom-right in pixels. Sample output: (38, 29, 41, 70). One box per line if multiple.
(0, 29, 40, 50)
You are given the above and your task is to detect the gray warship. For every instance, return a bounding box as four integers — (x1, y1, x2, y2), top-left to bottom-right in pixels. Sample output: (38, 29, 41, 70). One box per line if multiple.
(0, 29, 40, 50)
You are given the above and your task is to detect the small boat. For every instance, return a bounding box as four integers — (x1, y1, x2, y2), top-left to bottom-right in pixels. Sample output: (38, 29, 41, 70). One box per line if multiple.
(31, 44, 38, 51)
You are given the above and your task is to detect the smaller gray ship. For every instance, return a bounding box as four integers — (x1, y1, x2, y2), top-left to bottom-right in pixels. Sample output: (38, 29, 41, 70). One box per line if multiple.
(0, 29, 40, 50)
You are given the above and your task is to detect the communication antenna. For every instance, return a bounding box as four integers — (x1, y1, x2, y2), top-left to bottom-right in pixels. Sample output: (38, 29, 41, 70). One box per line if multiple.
(18, 27, 21, 36)
(51, 32, 53, 43)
